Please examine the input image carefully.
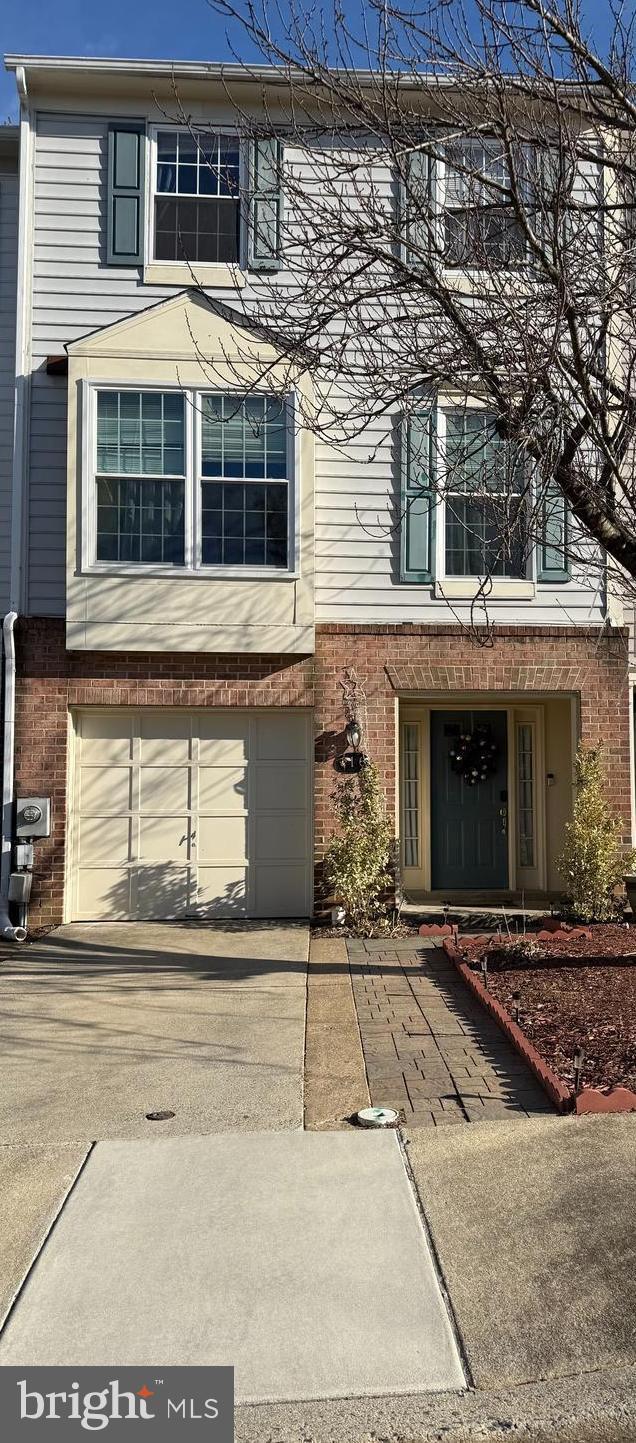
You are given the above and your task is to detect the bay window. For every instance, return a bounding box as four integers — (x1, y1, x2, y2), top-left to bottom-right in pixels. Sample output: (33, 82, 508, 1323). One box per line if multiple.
(200, 394, 289, 568)
(95, 391, 186, 564)
(89, 388, 292, 573)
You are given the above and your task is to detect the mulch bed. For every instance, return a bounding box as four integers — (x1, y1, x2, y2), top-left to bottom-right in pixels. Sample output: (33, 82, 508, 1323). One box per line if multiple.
(311, 922, 419, 939)
(459, 925, 636, 1093)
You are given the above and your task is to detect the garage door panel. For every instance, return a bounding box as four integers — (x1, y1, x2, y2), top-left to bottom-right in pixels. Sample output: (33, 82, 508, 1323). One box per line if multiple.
(80, 767, 131, 816)
(199, 716, 249, 764)
(80, 714, 133, 765)
(255, 715, 308, 761)
(140, 714, 192, 765)
(253, 865, 308, 917)
(254, 814, 308, 863)
(196, 866, 247, 916)
(135, 864, 191, 918)
(198, 766, 247, 812)
(76, 868, 132, 921)
(139, 815, 190, 862)
(254, 764, 306, 812)
(139, 767, 191, 813)
(198, 813, 247, 863)
(78, 816, 131, 865)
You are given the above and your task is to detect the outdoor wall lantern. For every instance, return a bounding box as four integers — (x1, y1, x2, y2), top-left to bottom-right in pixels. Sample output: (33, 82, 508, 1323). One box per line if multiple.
(335, 719, 368, 773)
(346, 719, 362, 752)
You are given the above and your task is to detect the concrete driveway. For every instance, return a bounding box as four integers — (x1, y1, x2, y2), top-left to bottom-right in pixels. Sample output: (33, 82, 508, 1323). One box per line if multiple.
(0, 922, 308, 1143)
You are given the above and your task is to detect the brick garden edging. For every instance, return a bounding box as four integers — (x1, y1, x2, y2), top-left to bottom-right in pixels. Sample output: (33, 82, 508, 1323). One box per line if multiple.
(442, 938, 636, 1115)
(573, 1085, 636, 1114)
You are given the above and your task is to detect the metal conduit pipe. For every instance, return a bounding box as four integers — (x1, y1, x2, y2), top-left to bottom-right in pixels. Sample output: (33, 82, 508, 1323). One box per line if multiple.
(1, 613, 27, 942)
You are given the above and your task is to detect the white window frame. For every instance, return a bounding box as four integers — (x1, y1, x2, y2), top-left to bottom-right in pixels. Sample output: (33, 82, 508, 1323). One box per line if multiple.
(433, 404, 536, 599)
(434, 138, 531, 274)
(145, 124, 248, 275)
(80, 380, 298, 580)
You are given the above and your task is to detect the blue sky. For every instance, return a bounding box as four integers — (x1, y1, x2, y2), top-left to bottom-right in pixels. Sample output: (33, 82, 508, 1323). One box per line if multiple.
(0, 0, 267, 120)
(1, 0, 613, 124)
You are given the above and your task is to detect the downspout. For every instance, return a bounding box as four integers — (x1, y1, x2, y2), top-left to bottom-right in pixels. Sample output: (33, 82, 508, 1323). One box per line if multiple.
(1, 613, 26, 941)
(0, 67, 34, 944)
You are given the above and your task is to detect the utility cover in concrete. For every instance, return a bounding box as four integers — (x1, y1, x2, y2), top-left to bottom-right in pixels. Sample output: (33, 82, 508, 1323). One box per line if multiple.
(0, 1132, 465, 1403)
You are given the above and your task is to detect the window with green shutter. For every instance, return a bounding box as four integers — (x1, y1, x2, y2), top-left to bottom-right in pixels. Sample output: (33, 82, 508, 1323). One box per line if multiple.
(146, 128, 283, 270)
(400, 409, 436, 582)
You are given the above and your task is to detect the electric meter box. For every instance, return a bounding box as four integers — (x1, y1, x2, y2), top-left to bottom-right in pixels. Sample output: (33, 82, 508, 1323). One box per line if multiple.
(15, 797, 51, 839)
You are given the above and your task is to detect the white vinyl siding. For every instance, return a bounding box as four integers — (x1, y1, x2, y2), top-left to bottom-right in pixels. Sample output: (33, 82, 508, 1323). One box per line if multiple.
(313, 405, 604, 623)
(27, 108, 606, 629)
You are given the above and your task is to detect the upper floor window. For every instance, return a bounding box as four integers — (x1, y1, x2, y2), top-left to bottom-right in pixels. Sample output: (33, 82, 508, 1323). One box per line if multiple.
(153, 129, 241, 264)
(90, 388, 292, 573)
(400, 403, 532, 586)
(444, 410, 527, 578)
(443, 140, 526, 267)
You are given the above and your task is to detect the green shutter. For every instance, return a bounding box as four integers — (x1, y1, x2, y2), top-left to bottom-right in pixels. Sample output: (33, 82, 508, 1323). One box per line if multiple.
(107, 122, 145, 266)
(400, 409, 436, 582)
(537, 481, 570, 582)
(399, 147, 433, 263)
(248, 137, 283, 270)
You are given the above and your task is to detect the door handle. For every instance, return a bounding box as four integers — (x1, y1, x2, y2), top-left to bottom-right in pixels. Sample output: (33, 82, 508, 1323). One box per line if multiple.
(499, 806, 508, 835)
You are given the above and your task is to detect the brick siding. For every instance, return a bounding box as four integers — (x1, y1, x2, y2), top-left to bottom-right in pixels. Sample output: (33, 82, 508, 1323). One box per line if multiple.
(13, 617, 631, 927)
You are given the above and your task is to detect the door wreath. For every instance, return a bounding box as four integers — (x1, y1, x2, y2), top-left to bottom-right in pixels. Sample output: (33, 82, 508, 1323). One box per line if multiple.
(449, 725, 499, 786)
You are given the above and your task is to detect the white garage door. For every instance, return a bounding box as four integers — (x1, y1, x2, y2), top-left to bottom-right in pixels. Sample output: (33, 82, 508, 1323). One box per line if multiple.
(70, 710, 312, 921)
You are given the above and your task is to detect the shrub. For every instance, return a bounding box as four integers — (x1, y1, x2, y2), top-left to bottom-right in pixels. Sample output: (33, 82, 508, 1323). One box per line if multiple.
(557, 744, 635, 921)
(323, 762, 393, 933)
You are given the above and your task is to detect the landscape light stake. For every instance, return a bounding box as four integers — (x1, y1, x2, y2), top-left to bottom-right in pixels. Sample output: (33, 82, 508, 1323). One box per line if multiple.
(573, 1045, 585, 1094)
(480, 955, 488, 989)
(512, 989, 521, 1024)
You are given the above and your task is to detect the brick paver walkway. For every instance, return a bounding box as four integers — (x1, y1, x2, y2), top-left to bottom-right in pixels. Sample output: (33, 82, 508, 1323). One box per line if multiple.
(348, 939, 555, 1126)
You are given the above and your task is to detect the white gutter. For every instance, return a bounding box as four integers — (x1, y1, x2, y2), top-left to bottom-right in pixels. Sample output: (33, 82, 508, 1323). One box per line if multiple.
(1, 614, 27, 942)
(2, 53, 599, 92)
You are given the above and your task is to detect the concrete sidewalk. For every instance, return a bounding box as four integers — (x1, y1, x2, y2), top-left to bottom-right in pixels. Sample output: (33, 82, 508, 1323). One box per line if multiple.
(404, 1111, 636, 1388)
(0, 922, 308, 1140)
(0, 1131, 465, 1402)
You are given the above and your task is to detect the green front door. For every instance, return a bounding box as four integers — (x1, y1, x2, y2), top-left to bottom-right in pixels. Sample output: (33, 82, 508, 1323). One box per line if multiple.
(430, 710, 509, 890)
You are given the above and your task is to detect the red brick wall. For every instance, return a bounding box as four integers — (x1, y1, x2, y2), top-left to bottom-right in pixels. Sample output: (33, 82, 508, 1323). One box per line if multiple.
(13, 617, 632, 927)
